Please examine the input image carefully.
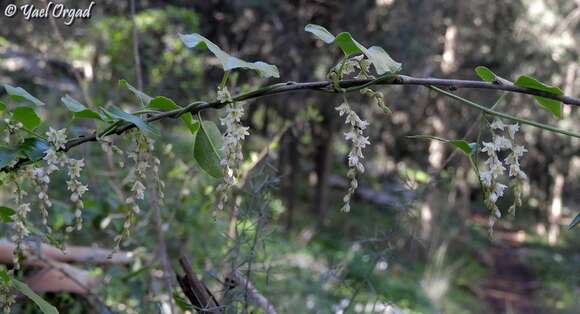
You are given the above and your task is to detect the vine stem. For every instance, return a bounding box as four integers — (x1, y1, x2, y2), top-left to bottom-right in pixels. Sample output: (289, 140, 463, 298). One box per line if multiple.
(429, 86, 580, 138)
(4, 73, 580, 171)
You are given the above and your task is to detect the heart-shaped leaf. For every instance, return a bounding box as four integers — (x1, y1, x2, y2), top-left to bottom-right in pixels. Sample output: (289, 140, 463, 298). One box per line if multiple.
(19, 138, 50, 161)
(103, 106, 159, 137)
(61, 95, 103, 120)
(0, 206, 15, 223)
(179, 33, 280, 78)
(305, 24, 402, 75)
(119, 80, 153, 106)
(12, 278, 59, 314)
(0, 146, 19, 169)
(4, 84, 45, 106)
(13, 106, 41, 130)
(194, 120, 223, 178)
(515, 75, 563, 119)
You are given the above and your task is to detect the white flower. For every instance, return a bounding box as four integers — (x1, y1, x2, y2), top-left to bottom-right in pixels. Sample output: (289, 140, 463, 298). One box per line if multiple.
(131, 180, 146, 200)
(480, 170, 493, 187)
(512, 145, 527, 157)
(481, 142, 498, 154)
(489, 183, 507, 203)
(217, 98, 249, 211)
(217, 87, 232, 103)
(335, 101, 370, 212)
(67, 158, 85, 178)
(335, 103, 350, 116)
(493, 136, 511, 150)
(46, 127, 68, 149)
(480, 119, 528, 234)
(490, 119, 507, 130)
(507, 123, 520, 139)
(43, 149, 63, 173)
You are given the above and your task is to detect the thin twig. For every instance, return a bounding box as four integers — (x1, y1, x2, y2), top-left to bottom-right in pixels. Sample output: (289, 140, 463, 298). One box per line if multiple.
(130, 0, 143, 91)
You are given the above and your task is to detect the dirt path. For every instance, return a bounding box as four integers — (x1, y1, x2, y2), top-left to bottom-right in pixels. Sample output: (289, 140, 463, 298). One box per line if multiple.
(480, 230, 543, 314)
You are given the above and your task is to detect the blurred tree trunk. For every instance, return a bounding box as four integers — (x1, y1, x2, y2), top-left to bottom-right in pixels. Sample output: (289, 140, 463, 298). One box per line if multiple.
(547, 64, 576, 244)
(421, 19, 459, 239)
(312, 104, 338, 221)
(280, 132, 299, 231)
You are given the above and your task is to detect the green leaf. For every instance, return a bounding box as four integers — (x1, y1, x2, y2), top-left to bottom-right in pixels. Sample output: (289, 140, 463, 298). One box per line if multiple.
(304, 24, 402, 75)
(12, 278, 59, 314)
(119, 80, 153, 106)
(0, 206, 16, 223)
(19, 138, 49, 161)
(173, 292, 193, 311)
(407, 135, 474, 155)
(515, 75, 563, 118)
(0, 269, 9, 284)
(0, 101, 6, 111)
(13, 106, 41, 130)
(448, 139, 474, 155)
(103, 106, 159, 137)
(474, 66, 496, 82)
(0, 146, 19, 169)
(148, 96, 199, 134)
(569, 212, 580, 229)
(179, 33, 280, 78)
(304, 24, 336, 43)
(194, 120, 223, 178)
(4, 84, 45, 106)
(61, 95, 103, 120)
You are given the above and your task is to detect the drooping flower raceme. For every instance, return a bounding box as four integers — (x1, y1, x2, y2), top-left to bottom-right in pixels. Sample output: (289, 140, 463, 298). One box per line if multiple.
(27, 166, 53, 233)
(0, 278, 15, 314)
(479, 119, 527, 234)
(336, 101, 370, 212)
(11, 203, 31, 270)
(114, 133, 153, 251)
(65, 158, 88, 232)
(216, 86, 249, 211)
(45, 127, 89, 233)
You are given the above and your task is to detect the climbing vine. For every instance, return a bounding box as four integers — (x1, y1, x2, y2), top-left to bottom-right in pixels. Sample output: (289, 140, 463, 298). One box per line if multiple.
(0, 23, 579, 313)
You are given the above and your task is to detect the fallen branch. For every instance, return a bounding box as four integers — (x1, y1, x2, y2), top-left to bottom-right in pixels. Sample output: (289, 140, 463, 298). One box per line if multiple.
(0, 239, 133, 265)
(226, 270, 278, 314)
(176, 255, 221, 314)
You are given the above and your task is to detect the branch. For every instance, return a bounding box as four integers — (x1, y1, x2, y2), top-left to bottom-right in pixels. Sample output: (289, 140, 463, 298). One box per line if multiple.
(0, 239, 133, 265)
(226, 270, 278, 314)
(175, 255, 221, 314)
(4, 74, 580, 171)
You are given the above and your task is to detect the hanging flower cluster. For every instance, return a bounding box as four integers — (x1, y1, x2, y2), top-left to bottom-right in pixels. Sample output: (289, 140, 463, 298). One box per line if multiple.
(0, 278, 15, 314)
(479, 119, 527, 234)
(29, 168, 51, 235)
(11, 203, 31, 270)
(66, 158, 88, 232)
(114, 133, 153, 250)
(336, 101, 370, 212)
(216, 86, 249, 211)
(45, 128, 89, 233)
